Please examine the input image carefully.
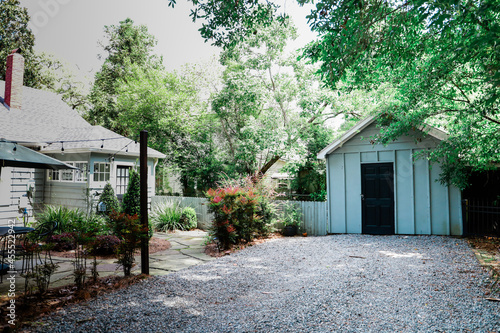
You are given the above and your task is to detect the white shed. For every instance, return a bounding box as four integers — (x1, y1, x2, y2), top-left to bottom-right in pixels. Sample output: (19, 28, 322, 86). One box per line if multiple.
(317, 116, 462, 236)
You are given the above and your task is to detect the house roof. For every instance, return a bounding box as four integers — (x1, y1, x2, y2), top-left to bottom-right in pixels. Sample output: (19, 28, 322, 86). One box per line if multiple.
(0, 81, 165, 159)
(317, 116, 449, 159)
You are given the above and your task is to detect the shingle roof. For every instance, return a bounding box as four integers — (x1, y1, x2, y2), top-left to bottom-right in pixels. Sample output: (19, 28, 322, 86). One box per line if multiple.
(0, 81, 165, 158)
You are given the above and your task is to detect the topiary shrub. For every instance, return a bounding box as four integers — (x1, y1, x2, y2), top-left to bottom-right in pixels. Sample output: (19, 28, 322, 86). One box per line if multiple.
(180, 207, 197, 230)
(98, 183, 120, 215)
(122, 168, 140, 216)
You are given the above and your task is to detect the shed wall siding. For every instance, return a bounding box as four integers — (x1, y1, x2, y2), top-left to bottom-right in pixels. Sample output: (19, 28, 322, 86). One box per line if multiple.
(326, 123, 462, 236)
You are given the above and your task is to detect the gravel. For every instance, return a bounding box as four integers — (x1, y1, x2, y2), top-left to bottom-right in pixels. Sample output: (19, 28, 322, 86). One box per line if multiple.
(34, 235, 499, 332)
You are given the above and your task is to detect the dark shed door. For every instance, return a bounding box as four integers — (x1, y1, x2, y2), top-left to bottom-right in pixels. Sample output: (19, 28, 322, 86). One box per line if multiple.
(361, 163, 395, 235)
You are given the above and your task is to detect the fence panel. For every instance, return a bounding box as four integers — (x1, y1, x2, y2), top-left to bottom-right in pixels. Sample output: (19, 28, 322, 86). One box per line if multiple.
(462, 199, 500, 236)
(152, 196, 328, 236)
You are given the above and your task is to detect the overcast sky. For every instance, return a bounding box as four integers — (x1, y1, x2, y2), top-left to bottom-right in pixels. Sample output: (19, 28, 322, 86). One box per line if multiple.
(19, 0, 316, 83)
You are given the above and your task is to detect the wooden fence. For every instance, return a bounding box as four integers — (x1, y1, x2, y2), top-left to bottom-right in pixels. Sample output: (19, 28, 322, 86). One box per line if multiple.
(151, 196, 328, 236)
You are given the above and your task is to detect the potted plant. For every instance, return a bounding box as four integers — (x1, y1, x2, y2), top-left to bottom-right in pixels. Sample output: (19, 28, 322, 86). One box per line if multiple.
(281, 204, 302, 237)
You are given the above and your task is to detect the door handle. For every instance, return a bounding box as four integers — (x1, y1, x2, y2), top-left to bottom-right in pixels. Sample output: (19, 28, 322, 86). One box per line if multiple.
(361, 194, 365, 201)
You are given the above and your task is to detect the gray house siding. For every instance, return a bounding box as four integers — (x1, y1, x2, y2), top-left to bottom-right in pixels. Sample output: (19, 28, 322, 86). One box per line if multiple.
(0, 167, 45, 226)
(326, 123, 462, 236)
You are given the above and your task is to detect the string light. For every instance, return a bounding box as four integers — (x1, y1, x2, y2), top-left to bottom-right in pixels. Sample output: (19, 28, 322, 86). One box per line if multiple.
(13, 143, 17, 151)
(100, 140, 104, 149)
(61, 141, 64, 152)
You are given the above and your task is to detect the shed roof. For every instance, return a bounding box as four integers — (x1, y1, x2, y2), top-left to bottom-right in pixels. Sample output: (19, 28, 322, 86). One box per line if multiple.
(317, 116, 448, 159)
(0, 81, 165, 159)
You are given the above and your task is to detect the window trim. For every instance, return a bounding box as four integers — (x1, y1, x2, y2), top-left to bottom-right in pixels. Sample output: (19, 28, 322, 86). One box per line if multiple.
(47, 161, 89, 183)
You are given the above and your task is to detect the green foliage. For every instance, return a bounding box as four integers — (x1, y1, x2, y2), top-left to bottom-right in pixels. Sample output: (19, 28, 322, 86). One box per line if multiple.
(122, 168, 140, 216)
(150, 201, 197, 232)
(98, 182, 120, 215)
(280, 203, 302, 227)
(108, 211, 147, 276)
(35, 206, 108, 236)
(0, 0, 41, 88)
(86, 18, 162, 134)
(150, 202, 183, 232)
(206, 185, 262, 250)
(180, 207, 197, 230)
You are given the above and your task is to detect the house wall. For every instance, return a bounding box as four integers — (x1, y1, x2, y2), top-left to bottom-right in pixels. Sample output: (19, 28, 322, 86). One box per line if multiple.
(43, 152, 157, 213)
(0, 167, 45, 227)
(326, 123, 462, 236)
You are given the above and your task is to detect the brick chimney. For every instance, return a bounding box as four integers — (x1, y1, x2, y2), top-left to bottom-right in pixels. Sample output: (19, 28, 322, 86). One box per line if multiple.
(4, 49, 24, 110)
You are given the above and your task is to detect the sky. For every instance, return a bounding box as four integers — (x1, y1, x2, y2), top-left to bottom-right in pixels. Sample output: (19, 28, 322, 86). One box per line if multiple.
(19, 0, 317, 85)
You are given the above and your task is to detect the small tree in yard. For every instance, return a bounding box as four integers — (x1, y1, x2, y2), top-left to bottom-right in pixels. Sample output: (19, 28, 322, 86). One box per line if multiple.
(122, 168, 140, 216)
(98, 182, 119, 215)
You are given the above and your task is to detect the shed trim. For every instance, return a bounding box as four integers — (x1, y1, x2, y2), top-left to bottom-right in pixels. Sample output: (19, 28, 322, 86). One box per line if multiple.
(317, 116, 449, 159)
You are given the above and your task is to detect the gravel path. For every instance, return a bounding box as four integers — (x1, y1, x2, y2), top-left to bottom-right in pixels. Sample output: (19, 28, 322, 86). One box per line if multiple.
(34, 235, 499, 332)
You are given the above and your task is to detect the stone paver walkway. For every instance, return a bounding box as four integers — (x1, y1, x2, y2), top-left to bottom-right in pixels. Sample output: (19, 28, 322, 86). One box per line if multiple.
(0, 230, 214, 295)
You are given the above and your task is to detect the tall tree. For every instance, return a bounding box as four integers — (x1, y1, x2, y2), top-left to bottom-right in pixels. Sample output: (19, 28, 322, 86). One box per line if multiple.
(86, 18, 161, 135)
(176, 0, 500, 189)
(0, 0, 47, 88)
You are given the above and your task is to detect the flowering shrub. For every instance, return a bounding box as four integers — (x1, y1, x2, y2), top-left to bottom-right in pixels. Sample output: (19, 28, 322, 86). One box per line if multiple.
(206, 186, 262, 250)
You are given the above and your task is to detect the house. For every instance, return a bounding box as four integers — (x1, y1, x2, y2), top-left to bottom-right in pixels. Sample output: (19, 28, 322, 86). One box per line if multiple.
(0, 50, 165, 226)
(317, 116, 462, 236)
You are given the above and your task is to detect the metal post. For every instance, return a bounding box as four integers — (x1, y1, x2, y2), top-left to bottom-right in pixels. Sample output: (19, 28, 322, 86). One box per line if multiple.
(140, 130, 149, 274)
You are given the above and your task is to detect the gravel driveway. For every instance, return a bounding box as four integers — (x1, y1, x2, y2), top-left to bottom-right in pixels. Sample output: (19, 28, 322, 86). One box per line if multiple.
(35, 235, 499, 332)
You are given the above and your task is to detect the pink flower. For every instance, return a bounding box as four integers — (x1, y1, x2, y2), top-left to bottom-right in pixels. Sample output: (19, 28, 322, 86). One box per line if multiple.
(213, 196, 222, 204)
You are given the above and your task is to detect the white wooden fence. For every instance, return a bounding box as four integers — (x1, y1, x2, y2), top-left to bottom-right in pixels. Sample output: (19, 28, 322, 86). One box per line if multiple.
(151, 196, 328, 236)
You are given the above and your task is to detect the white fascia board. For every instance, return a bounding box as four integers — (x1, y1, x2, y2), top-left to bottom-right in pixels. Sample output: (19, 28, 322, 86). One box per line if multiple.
(317, 116, 376, 159)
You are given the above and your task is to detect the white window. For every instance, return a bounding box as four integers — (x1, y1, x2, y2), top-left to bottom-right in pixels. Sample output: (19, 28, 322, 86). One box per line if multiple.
(75, 162, 88, 182)
(93, 162, 110, 182)
(47, 162, 88, 183)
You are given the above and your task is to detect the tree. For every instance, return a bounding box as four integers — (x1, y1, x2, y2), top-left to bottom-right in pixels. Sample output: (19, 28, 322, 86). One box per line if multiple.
(122, 168, 140, 216)
(178, 0, 500, 189)
(86, 18, 161, 135)
(98, 182, 120, 215)
(0, 0, 49, 88)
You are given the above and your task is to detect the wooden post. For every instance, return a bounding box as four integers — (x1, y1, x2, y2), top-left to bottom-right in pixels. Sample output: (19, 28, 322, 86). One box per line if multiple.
(140, 130, 149, 274)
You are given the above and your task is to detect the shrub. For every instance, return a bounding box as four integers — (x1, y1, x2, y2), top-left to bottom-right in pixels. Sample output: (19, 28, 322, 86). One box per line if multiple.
(46, 232, 76, 251)
(35, 206, 86, 234)
(88, 235, 122, 256)
(122, 168, 140, 216)
(150, 201, 183, 232)
(108, 211, 147, 276)
(98, 183, 120, 215)
(206, 186, 261, 250)
(180, 207, 197, 230)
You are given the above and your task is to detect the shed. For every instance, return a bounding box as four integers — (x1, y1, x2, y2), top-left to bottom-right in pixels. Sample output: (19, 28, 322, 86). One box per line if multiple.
(317, 116, 462, 236)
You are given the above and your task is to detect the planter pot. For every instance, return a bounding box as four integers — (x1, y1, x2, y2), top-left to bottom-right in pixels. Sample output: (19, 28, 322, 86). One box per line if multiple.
(282, 225, 297, 237)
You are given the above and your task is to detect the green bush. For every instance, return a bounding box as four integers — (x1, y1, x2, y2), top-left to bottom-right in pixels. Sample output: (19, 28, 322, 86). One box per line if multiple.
(180, 207, 197, 230)
(122, 168, 140, 216)
(35, 206, 109, 236)
(35, 206, 85, 234)
(150, 202, 183, 232)
(98, 183, 120, 215)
